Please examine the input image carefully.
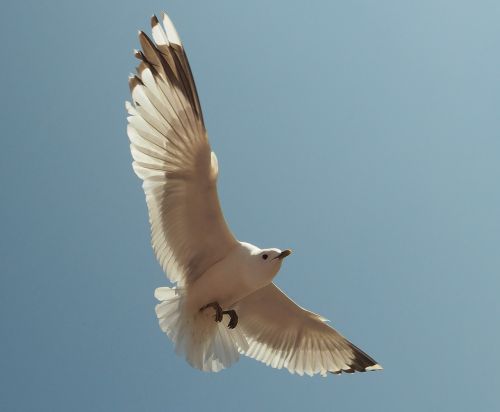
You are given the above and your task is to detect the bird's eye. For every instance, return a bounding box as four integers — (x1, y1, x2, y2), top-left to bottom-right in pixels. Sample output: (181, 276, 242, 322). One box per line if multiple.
(262, 254, 268, 260)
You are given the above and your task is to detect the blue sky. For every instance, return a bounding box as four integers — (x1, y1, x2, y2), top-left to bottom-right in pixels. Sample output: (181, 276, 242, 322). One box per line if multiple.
(1, 1, 500, 411)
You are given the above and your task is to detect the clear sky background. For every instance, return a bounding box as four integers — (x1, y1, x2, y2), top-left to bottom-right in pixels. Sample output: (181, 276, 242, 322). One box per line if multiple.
(1, 1, 500, 411)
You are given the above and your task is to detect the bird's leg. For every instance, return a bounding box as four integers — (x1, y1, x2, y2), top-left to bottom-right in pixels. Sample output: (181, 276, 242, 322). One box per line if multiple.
(222, 310, 238, 329)
(199, 302, 223, 322)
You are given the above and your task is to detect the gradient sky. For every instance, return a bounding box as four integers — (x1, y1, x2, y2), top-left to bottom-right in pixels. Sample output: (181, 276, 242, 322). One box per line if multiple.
(2, 1, 500, 411)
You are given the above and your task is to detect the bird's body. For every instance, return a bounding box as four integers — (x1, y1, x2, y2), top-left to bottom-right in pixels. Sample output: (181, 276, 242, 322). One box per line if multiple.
(185, 243, 284, 312)
(127, 12, 382, 376)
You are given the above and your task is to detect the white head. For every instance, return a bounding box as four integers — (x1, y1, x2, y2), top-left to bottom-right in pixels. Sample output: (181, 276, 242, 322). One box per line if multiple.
(239, 242, 292, 281)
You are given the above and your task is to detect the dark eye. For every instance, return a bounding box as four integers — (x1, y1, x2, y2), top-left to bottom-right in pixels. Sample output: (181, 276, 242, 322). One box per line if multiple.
(262, 254, 268, 260)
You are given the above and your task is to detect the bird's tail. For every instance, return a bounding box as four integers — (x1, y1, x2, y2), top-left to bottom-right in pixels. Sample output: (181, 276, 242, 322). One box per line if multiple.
(154, 287, 248, 372)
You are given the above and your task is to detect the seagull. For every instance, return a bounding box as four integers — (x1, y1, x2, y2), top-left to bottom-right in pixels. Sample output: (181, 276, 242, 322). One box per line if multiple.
(126, 12, 382, 376)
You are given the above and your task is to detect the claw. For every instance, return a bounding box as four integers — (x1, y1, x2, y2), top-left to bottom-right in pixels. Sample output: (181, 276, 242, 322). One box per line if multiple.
(199, 303, 238, 328)
(215, 308, 223, 322)
(223, 310, 238, 329)
(199, 302, 223, 322)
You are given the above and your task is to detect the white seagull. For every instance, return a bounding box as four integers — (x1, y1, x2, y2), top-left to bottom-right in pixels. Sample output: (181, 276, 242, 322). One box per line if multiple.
(126, 12, 382, 376)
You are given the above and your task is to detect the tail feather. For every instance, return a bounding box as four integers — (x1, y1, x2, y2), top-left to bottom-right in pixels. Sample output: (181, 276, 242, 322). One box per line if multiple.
(154, 287, 248, 372)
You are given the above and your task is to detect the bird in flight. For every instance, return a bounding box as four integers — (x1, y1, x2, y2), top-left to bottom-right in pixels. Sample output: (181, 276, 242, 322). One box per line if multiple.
(126, 12, 382, 376)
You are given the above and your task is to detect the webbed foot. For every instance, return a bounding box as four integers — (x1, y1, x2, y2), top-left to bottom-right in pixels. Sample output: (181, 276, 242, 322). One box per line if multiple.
(223, 309, 238, 329)
(199, 302, 223, 322)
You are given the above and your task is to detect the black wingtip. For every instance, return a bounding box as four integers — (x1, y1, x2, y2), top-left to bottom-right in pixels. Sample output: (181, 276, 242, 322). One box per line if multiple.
(328, 342, 382, 375)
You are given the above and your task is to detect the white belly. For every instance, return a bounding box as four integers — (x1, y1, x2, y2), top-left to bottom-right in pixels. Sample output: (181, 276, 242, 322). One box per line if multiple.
(186, 265, 261, 311)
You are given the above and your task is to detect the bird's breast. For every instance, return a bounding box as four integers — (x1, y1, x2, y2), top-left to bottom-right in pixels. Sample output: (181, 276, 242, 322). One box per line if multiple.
(186, 254, 268, 310)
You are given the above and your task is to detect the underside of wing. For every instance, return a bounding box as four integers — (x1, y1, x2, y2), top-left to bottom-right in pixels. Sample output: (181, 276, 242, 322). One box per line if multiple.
(235, 284, 382, 376)
(126, 13, 238, 285)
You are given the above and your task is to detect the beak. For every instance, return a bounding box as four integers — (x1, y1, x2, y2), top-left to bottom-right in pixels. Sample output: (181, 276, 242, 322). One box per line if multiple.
(273, 249, 292, 260)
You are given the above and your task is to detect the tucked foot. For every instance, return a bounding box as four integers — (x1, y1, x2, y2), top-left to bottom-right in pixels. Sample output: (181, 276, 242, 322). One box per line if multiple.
(223, 310, 238, 329)
(199, 302, 223, 322)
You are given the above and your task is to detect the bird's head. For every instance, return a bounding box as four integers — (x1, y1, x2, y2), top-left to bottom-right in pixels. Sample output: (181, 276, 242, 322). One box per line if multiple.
(240, 242, 292, 280)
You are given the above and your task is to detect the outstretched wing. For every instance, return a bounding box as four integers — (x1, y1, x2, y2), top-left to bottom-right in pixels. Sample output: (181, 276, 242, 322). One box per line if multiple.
(234, 283, 382, 376)
(126, 13, 238, 285)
